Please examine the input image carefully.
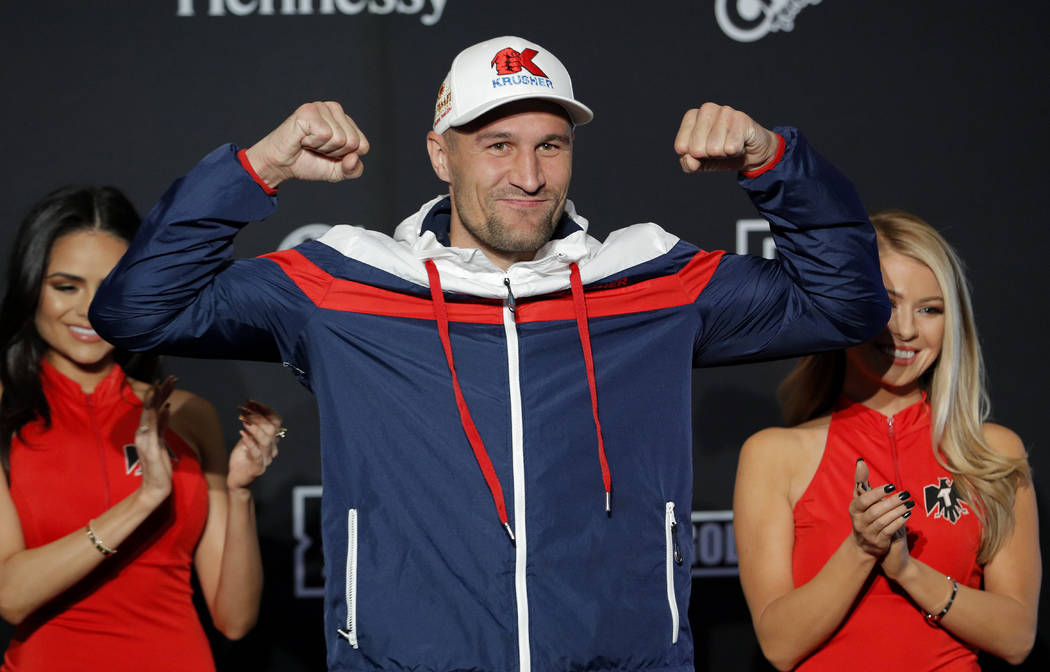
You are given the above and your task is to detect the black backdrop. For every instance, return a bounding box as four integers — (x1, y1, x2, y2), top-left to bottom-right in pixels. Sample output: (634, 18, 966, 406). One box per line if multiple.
(1, 1, 1047, 669)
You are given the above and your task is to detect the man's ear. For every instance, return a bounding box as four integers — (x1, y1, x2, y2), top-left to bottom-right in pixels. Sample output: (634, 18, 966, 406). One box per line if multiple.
(426, 130, 452, 183)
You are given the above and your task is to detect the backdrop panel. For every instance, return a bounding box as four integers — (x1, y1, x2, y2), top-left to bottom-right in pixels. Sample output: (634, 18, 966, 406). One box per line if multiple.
(1, 2, 1047, 669)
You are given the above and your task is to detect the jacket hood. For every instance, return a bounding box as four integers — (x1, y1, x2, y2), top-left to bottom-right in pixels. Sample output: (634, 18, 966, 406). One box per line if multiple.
(317, 195, 680, 300)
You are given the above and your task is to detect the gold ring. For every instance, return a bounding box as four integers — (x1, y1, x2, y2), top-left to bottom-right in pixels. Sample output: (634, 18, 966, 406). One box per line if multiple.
(276, 427, 288, 440)
(137, 425, 150, 433)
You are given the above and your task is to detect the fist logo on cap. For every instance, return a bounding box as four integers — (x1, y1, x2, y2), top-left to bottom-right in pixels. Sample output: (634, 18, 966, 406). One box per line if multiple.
(490, 47, 548, 78)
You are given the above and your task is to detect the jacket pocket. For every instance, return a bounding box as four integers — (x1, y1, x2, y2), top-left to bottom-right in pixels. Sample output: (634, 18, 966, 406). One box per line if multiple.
(665, 501, 682, 644)
(337, 508, 359, 648)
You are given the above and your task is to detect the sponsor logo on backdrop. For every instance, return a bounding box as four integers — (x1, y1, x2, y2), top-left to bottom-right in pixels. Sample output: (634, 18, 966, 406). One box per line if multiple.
(715, 0, 822, 43)
(691, 510, 738, 577)
(736, 218, 776, 259)
(923, 477, 970, 524)
(278, 223, 333, 251)
(293, 486, 325, 597)
(291, 486, 737, 595)
(177, 0, 447, 26)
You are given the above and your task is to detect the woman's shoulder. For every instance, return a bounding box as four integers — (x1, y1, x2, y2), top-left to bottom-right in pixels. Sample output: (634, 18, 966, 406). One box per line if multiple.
(743, 415, 831, 453)
(981, 422, 1027, 459)
(738, 416, 834, 509)
(740, 415, 832, 478)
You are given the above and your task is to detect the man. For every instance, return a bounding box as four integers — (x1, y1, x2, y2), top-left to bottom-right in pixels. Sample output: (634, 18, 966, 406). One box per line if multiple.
(92, 35, 888, 672)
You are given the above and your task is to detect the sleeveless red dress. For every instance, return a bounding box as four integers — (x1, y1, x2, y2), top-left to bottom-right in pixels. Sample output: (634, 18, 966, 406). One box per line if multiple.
(792, 396, 982, 671)
(2, 360, 213, 671)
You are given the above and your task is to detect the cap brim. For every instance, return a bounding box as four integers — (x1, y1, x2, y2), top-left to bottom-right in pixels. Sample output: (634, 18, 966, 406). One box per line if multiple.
(447, 94, 593, 131)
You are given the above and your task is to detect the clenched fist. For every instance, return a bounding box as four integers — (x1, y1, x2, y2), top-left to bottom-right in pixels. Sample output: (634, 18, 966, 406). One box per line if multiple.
(674, 103, 779, 173)
(244, 101, 370, 189)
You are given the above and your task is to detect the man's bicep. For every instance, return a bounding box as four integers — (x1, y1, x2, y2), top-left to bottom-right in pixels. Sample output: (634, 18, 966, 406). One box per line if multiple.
(692, 253, 865, 366)
(95, 256, 316, 363)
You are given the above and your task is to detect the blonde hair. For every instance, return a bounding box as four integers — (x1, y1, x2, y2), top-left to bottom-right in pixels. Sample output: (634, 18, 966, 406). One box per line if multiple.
(779, 210, 1030, 563)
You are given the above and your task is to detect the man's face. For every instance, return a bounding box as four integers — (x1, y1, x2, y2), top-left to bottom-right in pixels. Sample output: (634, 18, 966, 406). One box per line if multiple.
(428, 100, 573, 268)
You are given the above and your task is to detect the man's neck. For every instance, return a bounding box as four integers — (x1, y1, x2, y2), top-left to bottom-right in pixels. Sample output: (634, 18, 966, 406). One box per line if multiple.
(447, 217, 537, 271)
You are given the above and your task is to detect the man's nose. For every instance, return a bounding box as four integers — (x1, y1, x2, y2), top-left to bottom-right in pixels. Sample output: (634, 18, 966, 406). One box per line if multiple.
(508, 151, 544, 194)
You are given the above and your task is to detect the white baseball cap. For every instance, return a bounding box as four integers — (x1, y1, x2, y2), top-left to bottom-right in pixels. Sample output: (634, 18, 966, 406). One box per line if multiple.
(433, 36, 593, 134)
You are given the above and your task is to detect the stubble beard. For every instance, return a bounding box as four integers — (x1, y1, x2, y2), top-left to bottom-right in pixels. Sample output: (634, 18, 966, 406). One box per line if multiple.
(458, 193, 563, 256)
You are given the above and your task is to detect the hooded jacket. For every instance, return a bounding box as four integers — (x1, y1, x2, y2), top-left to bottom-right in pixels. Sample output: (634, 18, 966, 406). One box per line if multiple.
(91, 127, 889, 671)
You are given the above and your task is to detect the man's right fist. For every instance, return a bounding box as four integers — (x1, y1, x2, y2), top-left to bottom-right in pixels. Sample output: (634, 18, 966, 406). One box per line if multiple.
(244, 101, 370, 189)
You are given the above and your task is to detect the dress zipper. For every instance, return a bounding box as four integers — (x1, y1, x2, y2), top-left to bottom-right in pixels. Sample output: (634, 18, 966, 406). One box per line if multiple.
(86, 394, 111, 507)
(887, 416, 904, 488)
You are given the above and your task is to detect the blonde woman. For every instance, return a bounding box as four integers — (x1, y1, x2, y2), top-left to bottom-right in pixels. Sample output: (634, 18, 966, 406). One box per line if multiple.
(733, 211, 1039, 670)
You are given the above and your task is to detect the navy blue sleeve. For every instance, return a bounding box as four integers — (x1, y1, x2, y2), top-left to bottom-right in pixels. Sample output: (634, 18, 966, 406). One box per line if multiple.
(692, 127, 890, 365)
(90, 144, 317, 364)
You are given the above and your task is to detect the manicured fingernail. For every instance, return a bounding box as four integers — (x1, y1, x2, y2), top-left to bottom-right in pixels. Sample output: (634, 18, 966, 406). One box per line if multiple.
(856, 457, 865, 463)
(898, 490, 911, 500)
(905, 500, 915, 509)
(884, 484, 896, 493)
(903, 511, 912, 518)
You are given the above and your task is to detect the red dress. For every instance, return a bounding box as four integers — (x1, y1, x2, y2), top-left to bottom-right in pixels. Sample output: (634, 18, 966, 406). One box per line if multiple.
(792, 396, 983, 671)
(2, 360, 213, 671)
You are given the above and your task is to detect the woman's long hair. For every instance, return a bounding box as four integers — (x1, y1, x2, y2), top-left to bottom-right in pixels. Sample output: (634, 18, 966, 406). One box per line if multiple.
(0, 186, 159, 469)
(779, 210, 1030, 563)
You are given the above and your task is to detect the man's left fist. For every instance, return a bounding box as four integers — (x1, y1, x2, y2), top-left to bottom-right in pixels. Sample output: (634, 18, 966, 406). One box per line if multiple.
(674, 103, 779, 173)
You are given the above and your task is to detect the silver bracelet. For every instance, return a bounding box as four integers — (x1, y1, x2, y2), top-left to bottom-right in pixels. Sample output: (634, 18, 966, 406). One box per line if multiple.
(924, 575, 957, 625)
(85, 520, 117, 557)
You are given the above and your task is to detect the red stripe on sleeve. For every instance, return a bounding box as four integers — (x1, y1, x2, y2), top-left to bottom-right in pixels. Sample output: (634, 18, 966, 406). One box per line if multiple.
(259, 249, 333, 304)
(678, 249, 724, 301)
(237, 148, 279, 196)
(740, 133, 786, 179)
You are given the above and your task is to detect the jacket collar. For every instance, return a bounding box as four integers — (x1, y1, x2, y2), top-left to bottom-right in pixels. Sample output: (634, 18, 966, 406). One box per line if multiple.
(393, 196, 598, 283)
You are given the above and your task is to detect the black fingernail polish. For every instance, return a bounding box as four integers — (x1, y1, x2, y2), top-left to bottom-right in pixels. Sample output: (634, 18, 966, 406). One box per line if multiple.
(884, 484, 896, 493)
(903, 511, 912, 518)
(898, 490, 911, 500)
(905, 500, 915, 509)
(856, 457, 865, 463)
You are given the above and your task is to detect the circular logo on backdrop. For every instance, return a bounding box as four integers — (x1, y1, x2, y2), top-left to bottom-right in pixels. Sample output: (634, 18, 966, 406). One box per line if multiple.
(278, 223, 334, 251)
(714, 0, 823, 43)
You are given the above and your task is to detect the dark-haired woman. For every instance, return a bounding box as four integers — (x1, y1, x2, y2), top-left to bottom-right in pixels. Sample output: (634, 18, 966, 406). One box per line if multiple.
(0, 186, 282, 671)
(734, 211, 1039, 670)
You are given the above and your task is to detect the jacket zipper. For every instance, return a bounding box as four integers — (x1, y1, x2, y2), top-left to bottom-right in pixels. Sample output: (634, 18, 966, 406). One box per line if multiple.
(86, 394, 111, 507)
(337, 508, 359, 648)
(503, 277, 531, 672)
(665, 501, 681, 644)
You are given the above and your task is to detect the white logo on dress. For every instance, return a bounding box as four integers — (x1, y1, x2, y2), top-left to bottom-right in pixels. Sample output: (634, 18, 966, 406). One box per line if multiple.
(715, 0, 822, 43)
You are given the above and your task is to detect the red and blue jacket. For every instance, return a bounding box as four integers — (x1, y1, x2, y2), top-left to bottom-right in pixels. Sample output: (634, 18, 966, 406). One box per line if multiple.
(91, 127, 889, 671)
